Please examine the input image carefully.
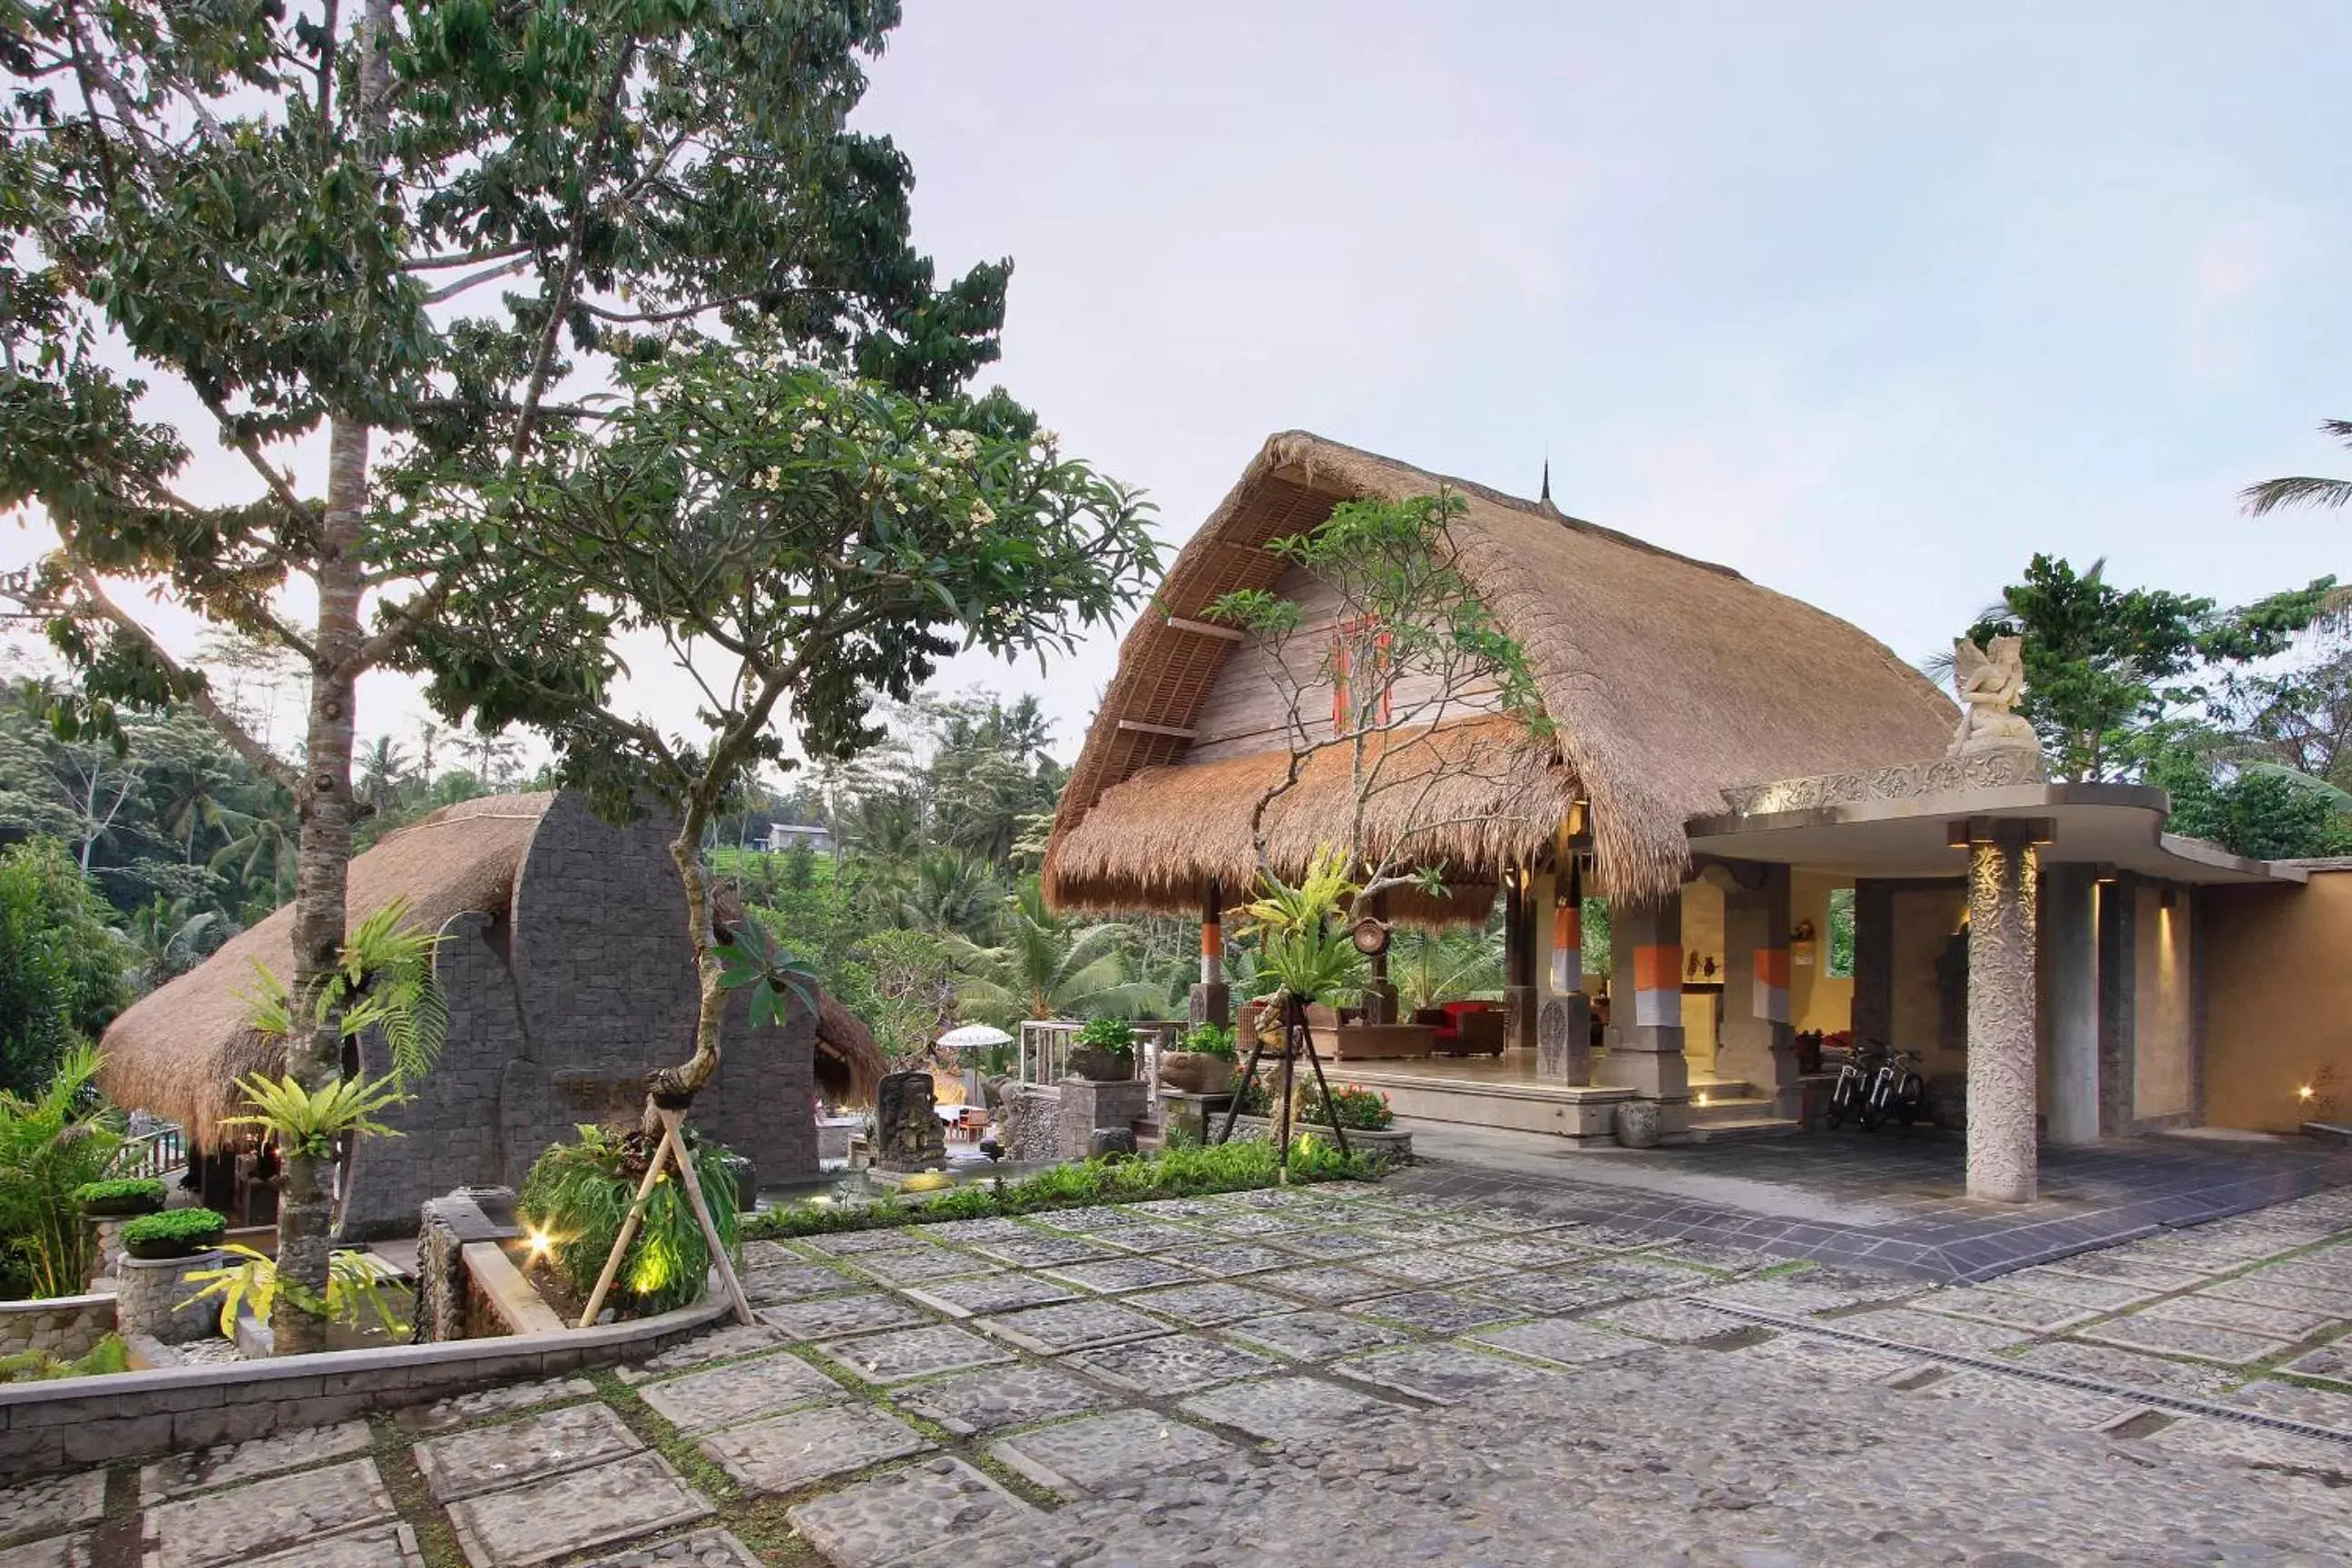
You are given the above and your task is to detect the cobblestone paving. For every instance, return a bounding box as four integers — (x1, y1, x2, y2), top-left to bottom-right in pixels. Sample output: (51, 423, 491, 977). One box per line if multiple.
(11, 1180, 2352, 1566)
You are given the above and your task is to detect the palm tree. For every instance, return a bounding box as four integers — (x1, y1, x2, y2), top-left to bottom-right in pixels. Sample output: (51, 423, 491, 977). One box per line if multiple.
(898, 850, 998, 937)
(119, 897, 227, 992)
(2244, 421, 2352, 515)
(949, 880, 1161, 1026)
(357, 736, 410, 814)
(210, 804, 299, 912)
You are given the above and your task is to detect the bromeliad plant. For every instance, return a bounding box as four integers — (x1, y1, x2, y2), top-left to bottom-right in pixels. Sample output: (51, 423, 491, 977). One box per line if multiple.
(180, 1245, 409, 1338)
(221, 1073, 407, 1162)
(1239, 846, 1362, 1006)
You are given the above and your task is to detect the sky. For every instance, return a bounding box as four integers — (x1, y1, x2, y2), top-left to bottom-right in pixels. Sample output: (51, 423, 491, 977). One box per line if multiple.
(6, 2, 2349, 772)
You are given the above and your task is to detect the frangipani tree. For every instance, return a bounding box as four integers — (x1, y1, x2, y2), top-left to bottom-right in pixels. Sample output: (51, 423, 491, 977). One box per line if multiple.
(409, 348, 1159, 1121)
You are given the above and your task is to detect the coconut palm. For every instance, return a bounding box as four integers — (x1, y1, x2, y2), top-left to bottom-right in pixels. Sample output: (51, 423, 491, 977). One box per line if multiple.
(119, 897, 228, 992)
(949, 879, 1161, 1026)
(357, 737, 411, 814)
(1389, 924, 1504, 1014)
(898, 850, 999, 938)
(2244, 421, 2352, 516)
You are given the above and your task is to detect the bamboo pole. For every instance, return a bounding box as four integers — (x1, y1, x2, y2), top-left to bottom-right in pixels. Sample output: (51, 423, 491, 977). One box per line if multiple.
(660, 1107, 755, 1327)
(576, 1122, 679, 1329)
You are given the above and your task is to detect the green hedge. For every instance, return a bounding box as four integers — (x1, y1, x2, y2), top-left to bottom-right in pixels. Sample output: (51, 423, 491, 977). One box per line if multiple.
(73, 1177, 166, 1211)
(741, 1136, 1374, 1241)
(119, 1207, 227, 1253)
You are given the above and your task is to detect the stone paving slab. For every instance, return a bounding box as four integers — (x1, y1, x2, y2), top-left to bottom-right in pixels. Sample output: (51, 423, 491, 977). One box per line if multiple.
(1269, 1228, 1395, 1260)
(1638, 1240, 1777, 1274)
(249, 1522, 422, 1568)
(2074, 1313, 2298, 1367)
(1066, 1331, 1282, 1395)
(1695, 1275, 1890, 1318)
(889, 1362, 1120, 1436)
(1728, 1330, 1927, 1383)
(911, 1218, 1038, 1244)
(1251, 1263, 1402, 1303)
(2145, 1414, 2352, 1475)
(1452, 1235, 1596, 1269)
(2224, 1377, 2352, 1431)
(144, 1458, 395, 1568)
(1830, 1306, 2032, 1355)
(395, 1377, 600, 1436)
(1335, 1343, 1570, 1404)
(1571, 1258, 1719, 1296)
(990, 1408, 1242, 1498)
(1903, 1369, 2145, 1430)
(787, 1457, 1036, 1568)
(1218, 1186, 1341, 1210)
(899, 1270, 1077, 1318)
(1470, 1317, 1649, 1369)
(416, 1401, 642, 1503)
(444, 1451, 712, 1567)
(820, 1323, 1014, 1384)
(1123, 1197, 1231, 1219)
(799, 1228, 935, 1255)
(699, 1403, 933, 1495)
(2149, 1293, 2337, 1341)
(1126, 1280, 1297, 1325)
(568, 1527, 762, 1567)
(0, 1472, 104, 1544)
(0, 1534, 91, 1568)
(1364, 1214, 1496, 1247)
(1039, 1255, 1200, 1295)
(962, 1232, 1122, 1269)
(1229, 1309, 1410, 1362)
(1185, 1210, 1316, 1239)
(842, 1245, 996, 1286)
(739, 1259, 862, 1306)
(613, 1323, 792, 1382)
(1972, 1266, 2162, 1312)
(754, 1292, 931, 1341)
(2043, 1252, 2215, 1292)
(1348, 1288, 1522, 1336)
(1026, 1204, 1151, 1232)
(2006, 1340, 2239, 1400)
(1179, 1374, 1409, 1442)
(1171, 1241, 1301, 1277)
(2258, 1255, 2352, 1291)
(2197, 1272, 2352, 1317)
(1472, 1268, 1665, 1316)
(1092, 1220, 1216, 1253)
(1907, 1285, 2104, 1335)
(974, 1299, 1172, 1354)
(1353, 1249, 1514, 1285)
(2280, 1342, 2352, 1386)
(636, 1350, 849, 1435)
(141, 1419, 374, 1503)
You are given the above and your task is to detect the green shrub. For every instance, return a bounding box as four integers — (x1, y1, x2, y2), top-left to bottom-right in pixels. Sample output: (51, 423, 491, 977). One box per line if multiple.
(0, 1333, 130, 1383)
(741, 1137, 1376, 1241)
(520, 1126, 741, 1318)
(1176, 1022, 1237, 1061)
(73, 1177, 166, 1214)
(1298, 1083, 1394, 1131)
(1073, 1014, 1137, 1053)
(0, 1046, 127, 1295)
(0, 840, 126, 1099)
(120, 1207, 227, 1258)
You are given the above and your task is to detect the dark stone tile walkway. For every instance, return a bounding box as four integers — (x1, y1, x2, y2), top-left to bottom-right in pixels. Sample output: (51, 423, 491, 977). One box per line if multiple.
(1399, 1123, 2352, 1280)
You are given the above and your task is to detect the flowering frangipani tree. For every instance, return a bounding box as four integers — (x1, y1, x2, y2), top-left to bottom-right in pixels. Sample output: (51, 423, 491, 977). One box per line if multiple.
(404, 341, 1159, 1115)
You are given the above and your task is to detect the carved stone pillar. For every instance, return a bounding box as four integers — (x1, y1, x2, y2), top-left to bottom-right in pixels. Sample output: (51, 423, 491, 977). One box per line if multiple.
(1188, 878, 1230, 1028)
(1965, 824, 2040, 1202)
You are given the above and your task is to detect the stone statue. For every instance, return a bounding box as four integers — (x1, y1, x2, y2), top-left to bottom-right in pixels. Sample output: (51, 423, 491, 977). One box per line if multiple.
(1946, 635, 2038, 757)
(874, 1070, 946, 1172)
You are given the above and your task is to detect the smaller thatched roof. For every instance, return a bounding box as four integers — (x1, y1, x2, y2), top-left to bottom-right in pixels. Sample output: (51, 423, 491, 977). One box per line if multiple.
(815, 990, 885, 1107)
(101, 794, 557, 1143)
(1049, 717, 1564, 923)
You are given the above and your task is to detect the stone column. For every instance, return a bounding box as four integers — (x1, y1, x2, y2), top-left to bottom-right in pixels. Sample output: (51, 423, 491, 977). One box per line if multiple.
(1597, 893, 1690, 1127)
(2043, 863, 2102, 1146)
(1504, 873, 1538, 1052)
(1965, 823, 2041, 1202)
(1537, 861, 1590, 1084)
(1851, 878, 1896, 1047)
(1189, 878, 1230, 1029)
(1720, 863, 1799, 1117)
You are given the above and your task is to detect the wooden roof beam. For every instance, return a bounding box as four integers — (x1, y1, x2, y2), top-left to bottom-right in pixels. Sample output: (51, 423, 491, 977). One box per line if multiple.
(1161, 615, 1245, 642)
(1117, 720, 1197, 740)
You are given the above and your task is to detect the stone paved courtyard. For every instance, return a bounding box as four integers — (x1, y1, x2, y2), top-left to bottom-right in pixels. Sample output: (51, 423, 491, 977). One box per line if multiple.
(5, 1175, 2350, 1566)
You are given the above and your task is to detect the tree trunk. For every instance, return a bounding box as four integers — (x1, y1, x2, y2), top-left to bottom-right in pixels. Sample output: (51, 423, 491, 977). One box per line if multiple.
(272, 414, 369, 1357)
(647, 796, 728, 1120)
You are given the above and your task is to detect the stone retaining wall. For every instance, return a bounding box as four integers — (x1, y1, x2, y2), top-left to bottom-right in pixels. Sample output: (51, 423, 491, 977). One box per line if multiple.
(1224, 1115, 1414, 1165)
(0, 1295, 115, 1363)
(0, 1294, 730, 1479)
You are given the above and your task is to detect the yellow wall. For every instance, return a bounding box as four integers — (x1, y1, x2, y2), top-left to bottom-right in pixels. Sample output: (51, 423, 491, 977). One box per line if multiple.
(1789, 870, 1853, 1033)
(2204, 870, 2352, 1132)
(2133, 886, 2193, 1120)
(1890, 887, 1967, 1073)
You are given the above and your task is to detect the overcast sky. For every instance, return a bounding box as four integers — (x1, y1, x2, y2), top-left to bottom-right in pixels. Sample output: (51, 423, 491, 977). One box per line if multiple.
(7, 3, 2347, 773)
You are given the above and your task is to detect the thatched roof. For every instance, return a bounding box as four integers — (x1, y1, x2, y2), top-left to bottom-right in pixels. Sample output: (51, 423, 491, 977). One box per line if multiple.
(1045, 432, 1955, 910)
(100, 793, 556, 1142)
(101, 790, 888, 1136)
(815, 990, 886, 1108)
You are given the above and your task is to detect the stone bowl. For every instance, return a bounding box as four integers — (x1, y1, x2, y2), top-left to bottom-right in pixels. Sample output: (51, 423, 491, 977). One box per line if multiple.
(1157, 1051, 1234, 1095)
(1068, 1044, 1135, 1083)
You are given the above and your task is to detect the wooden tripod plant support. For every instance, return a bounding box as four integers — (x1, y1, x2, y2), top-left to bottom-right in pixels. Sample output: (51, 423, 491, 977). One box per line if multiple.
(575, 1105, 755, 1330)
(1215, 992, 1352, 1174)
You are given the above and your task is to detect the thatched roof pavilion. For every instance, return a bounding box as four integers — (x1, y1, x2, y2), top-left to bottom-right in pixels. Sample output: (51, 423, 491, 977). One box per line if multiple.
(1045, 431, 1955, 913)
(103, 791, 883, 1234)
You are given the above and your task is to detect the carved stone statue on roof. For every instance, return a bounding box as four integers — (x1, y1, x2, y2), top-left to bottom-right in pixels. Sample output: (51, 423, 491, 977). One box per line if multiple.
(1946, 635, 2040, 758)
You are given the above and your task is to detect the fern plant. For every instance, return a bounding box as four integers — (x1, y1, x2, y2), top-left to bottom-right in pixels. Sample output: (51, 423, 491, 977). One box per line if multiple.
(179, 1243, 409, 1337)
(220, 1073, 407, 1160)
(238, 896, 447, 1085)
(520, 1125, 742, 1318)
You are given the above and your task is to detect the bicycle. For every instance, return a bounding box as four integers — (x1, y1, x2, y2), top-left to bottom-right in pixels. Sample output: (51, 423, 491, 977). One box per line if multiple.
(1862, 1048, 1926, 1129)
(1823, 1040, 1888, 1131)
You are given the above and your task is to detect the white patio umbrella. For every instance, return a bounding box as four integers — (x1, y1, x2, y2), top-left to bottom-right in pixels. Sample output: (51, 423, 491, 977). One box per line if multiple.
(936, 1023, 1014, 1052)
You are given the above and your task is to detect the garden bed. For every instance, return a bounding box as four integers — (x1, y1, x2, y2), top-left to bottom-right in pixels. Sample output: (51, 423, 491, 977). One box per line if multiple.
(1222, 1114, 1413, 1165)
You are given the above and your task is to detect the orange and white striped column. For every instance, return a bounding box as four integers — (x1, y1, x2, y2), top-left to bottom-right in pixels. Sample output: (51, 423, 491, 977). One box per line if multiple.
(1600, 892, 1691, 1112)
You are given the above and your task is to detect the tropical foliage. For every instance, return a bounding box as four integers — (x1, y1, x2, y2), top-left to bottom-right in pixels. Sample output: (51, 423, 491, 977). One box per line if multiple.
(520, 1127, 743, 1318)
(0, 1045, 124, 1298)
(221, 1074, 407, 1162)
(180, 1245, 408, 1339)
(0, 839, 125, 1095)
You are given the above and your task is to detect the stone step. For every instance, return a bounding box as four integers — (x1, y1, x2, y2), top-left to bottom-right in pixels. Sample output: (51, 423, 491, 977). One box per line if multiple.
(1686, 1093, 1775, 1125)
(1684, 1114, 1805, 1143)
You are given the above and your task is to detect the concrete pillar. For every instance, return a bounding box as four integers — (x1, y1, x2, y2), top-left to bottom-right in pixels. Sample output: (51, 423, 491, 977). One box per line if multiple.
(1189, 879, 1230, 1028)
(1965, 824, 2041, 1202)
(1720, 863, 1799, 1117)
(2044, 864, 2101, 1146)
(1598, 892, 1689, 1125)
(1503, 873, 1537, 1052)
(2096, 877, 2138, 1136)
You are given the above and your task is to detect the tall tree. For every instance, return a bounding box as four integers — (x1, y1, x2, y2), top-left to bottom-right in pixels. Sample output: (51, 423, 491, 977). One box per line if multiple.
(1960, 556, 2338, 782)
(1, 0, 1013, 1351)
(2243, 420, 2352, 517)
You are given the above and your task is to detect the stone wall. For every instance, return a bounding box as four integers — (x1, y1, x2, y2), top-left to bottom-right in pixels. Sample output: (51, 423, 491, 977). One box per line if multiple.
(0, 1296, 114, 1363)
(2203, 869, 2352, 1132)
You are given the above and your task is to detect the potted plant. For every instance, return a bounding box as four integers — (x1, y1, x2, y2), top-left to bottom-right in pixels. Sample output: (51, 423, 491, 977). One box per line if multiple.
(74, 1177, 167, 1219)
(1159, 1022, 1239, 1095)
(1067, 1014, 1139, 1083)
(120, 1207, 228, 1261)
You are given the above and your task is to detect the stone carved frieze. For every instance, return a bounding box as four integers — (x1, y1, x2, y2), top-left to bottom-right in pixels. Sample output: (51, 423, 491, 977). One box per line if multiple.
(1720, 746, 2047, 818)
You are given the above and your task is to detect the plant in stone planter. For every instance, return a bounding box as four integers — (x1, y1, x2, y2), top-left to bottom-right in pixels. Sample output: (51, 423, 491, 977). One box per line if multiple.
(179, 1244, 408, 1338)
(1297, 1082, 1394, 1132)
(520, 1125, 743, 1318)
(1067, 1014, 1139, 1083)
(73, 1178, 166, 1219)
(1159, 1023, 1238, 1095)
(120, 1207, 227, 1260)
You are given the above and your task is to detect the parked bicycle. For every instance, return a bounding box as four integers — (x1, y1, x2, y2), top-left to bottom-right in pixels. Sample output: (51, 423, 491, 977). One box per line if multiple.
(1858, 1047, 1926, 1130)
(1823, 1039, 1886, 1130)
